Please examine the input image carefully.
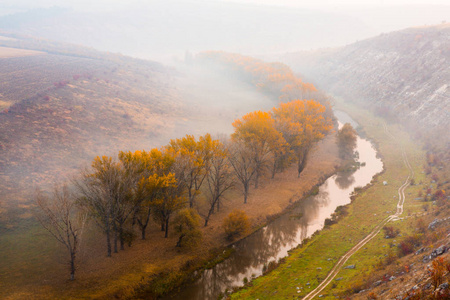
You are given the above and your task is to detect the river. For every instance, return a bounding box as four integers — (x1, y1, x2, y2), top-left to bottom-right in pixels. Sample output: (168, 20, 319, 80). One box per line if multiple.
(165, 111, 383, 300)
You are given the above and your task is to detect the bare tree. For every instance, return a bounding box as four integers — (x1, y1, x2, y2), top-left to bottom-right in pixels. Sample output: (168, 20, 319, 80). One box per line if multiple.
(228, 140, 257, 204)
(75, 156, 132, 256)
(35, 184, 87, 280)
(203, 141, 235, 226)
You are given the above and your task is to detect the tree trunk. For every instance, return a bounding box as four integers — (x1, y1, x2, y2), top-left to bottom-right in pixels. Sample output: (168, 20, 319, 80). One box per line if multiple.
(113, 231, 118, 253)
(244, 183, 249, 204)
(106, 229, 112, 257)
(164, 218, 169, 238)
(176, 234, 185, 247)
(161, 220, 165, 232)
(271, 159, 277, 179)
(204, 204, 215, 227)
(119, 225, 125, 251)
(70, 252, 76, 280)
(141, 226, 146, 240)
(297, 149, 309, 178)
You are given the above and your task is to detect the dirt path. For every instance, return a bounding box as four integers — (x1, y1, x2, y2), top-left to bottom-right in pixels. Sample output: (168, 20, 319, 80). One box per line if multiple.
(302, 122, 414, 300)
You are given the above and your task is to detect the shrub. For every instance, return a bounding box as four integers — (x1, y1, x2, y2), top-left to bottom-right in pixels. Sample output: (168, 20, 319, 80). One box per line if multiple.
(223, 209, 250, 240)
(429, 257, 446, 289)
(383, 226, 399, 238)
(397, 234, 421, 257)
(173, 208, 203, 249)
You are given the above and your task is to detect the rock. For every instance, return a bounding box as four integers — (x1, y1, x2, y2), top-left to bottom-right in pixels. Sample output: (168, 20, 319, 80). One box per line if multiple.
(335, 277, 343, 281)
(430, 245, 447, 259)
(438, 282, 449, 290)
(306, 282, 310, 286)
(428, 219, 440, 230)
(344, 264, 356, 269)
(374, 280, 383, 287)
(389, 276, 396, 281)
(415, 247, 426, 255)
(423, 255, 431, 263)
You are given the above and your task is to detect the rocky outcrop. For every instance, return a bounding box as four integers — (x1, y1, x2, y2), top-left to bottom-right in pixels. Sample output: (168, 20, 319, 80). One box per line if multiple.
(283, 23, 450, 130)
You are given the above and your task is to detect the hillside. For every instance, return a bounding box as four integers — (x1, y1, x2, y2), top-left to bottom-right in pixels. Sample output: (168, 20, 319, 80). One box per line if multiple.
(283, 24, 450, 130)
(0, 39, 286, 229)
(0, 47, 186, 226)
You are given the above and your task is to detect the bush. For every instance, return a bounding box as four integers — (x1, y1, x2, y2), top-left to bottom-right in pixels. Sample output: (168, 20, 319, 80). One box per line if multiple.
(383, 226, 399, 238)
(397, 234, 422, 257)
(223, 209, 250, 240)
(173, 208, 203, 249)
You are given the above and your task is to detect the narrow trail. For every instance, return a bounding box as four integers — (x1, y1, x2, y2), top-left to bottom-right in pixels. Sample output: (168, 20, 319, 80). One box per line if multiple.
(302, 122, 414, 300)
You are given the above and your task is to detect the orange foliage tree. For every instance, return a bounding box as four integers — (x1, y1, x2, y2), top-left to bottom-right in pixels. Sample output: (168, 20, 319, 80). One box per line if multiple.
(232, 111, 285, 188)
(272, 100, 333, 177)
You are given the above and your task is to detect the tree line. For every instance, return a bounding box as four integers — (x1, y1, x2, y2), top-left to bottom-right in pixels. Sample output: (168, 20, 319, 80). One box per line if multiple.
(35, 99, 333, 280)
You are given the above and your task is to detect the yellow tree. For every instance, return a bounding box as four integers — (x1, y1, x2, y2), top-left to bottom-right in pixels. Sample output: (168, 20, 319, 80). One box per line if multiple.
(167, 134, 216, 208)
(232, 111, 284, 188)
(150, 172, 186, 238)
(272, 100, 333, 177)
(119, 148, 175, 240)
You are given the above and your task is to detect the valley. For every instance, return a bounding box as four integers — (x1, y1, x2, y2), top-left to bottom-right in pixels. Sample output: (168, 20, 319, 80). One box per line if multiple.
(0, 11, 448, 300)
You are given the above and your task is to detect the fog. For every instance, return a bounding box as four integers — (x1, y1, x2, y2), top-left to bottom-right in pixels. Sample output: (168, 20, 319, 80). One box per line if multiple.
(0, 0, 448, 62)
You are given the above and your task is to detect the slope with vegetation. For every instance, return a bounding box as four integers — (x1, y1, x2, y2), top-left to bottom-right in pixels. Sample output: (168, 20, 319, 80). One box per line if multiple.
(283, 23, 450, 130)
(0, 44, 341, 299)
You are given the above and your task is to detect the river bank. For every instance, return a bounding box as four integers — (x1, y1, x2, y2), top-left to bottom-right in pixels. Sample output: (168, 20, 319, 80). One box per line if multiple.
(230, 101, 427, 299)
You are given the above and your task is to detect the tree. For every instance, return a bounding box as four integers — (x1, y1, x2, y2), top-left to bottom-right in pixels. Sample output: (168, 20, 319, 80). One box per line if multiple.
(228, 140, 257, 204)
(272, 100, 333, 177)
(222, 209, 250, 240)
(337, 123, 357, 160)
(119, 148, 174, 240)
(150, 173, 186, 238)
(35, 184, 87, 280)
(173, 208, 203, 248)
(167, 134, 216, 208)
(232, 111, 283, 188)
(75, 155, 132, 256)
(203, 140, 235, 226)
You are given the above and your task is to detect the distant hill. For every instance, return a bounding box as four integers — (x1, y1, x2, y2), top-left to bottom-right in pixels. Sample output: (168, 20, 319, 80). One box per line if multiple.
(0, 38, 277, 227)
(283, 24, 450, 130)
(0, 44, 183, 223)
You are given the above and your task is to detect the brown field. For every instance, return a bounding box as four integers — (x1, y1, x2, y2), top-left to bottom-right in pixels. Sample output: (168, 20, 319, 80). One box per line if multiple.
(0, 46, 44, 58)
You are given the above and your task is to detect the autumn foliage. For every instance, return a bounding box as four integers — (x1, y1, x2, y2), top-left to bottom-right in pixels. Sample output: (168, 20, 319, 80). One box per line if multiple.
(222, 209, 250, 240)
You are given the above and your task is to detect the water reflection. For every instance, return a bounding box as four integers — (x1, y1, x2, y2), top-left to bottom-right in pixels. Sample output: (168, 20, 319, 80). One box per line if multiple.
(335, 171, 356, 189)
(166, 118, 383, 300)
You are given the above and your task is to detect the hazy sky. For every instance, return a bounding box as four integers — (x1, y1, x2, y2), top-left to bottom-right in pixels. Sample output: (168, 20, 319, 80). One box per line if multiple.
(2, 0, 450, 12)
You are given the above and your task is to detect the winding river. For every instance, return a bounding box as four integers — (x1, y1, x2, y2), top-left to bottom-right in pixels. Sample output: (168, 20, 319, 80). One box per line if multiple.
(165, 111, 383, 300)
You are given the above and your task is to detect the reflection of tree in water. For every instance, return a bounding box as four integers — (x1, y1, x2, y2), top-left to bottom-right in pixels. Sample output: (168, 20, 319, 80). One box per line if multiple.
(335, 171, 355, 190)
(170, 186, 329, 300)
